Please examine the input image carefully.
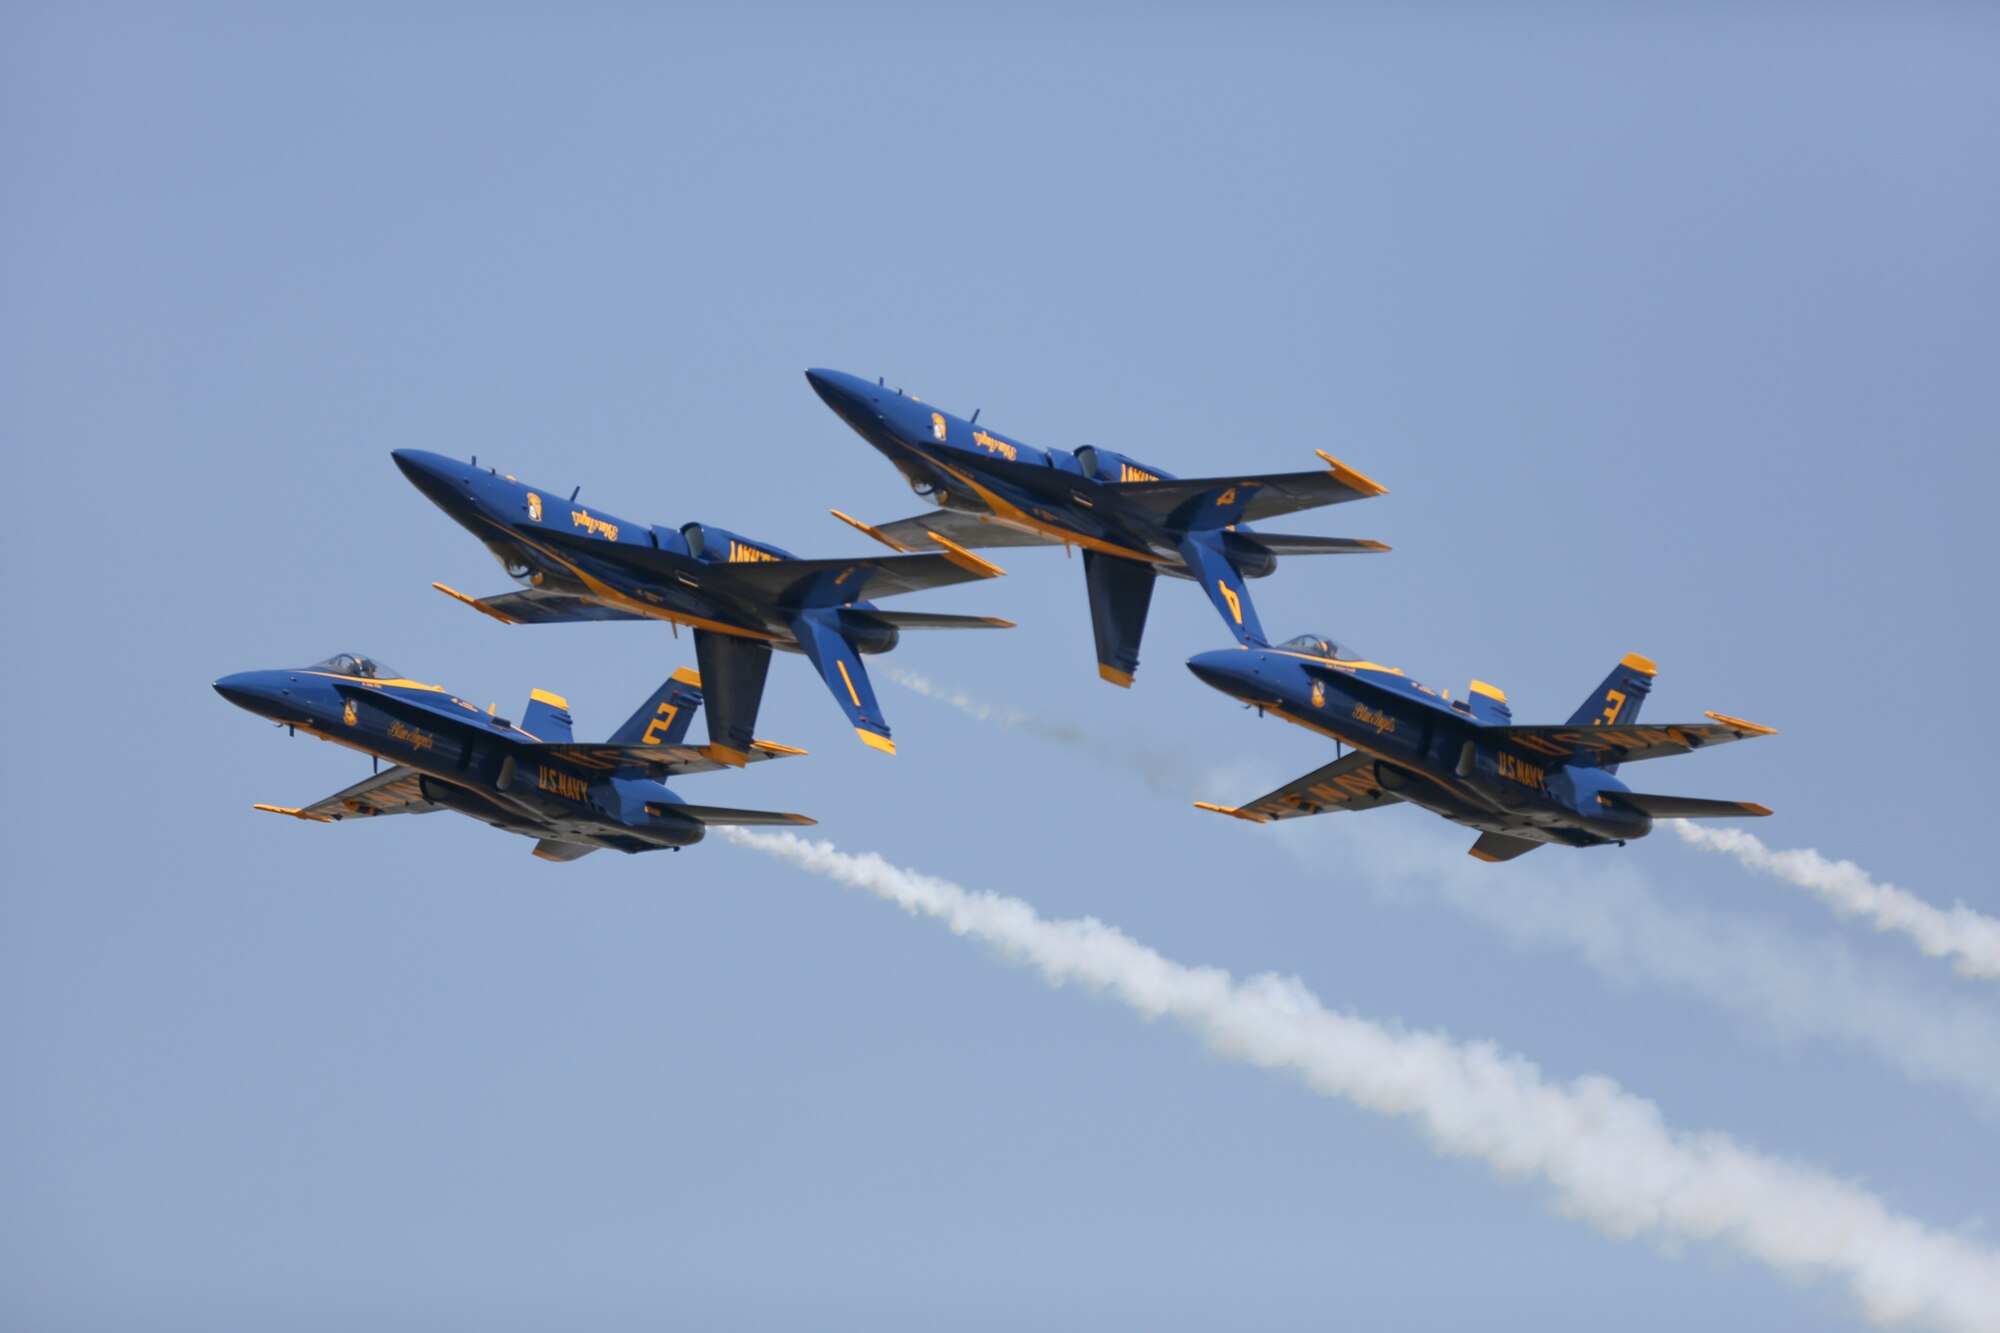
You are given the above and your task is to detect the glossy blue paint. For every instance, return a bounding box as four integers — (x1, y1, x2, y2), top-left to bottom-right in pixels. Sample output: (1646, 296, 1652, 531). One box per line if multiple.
(213, 655, 812, 860)
(392, 449, 1012, 755)
(1186, 638, 1773, 860)
(806, 368, 1391, 684)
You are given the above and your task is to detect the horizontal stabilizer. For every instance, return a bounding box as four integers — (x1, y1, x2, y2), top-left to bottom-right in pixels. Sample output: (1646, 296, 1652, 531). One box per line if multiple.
(1231, 532, 1391, 556)
(661, 803, 817, 827)
(433, 583, 647, 624)
(531, 838, 598, 862)
(1607, 793, 1773, 819)
(846, 610, 1016, 631)
(1469, 831, 1541, 862)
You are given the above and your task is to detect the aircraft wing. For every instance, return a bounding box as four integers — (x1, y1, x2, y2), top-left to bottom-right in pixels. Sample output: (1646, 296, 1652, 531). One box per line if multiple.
(864, 509, 1065, 551)
(526, 739, 807, 776)
(1487, 713, 1777, 768)
(1193, 751, 1400, 823)
(711, 549, 1005, 606)
(432, 583, 648, 624)
(1107, 452, 1388, 525)
(255, 765, 438, 822)
(533, 524, 1005, 606)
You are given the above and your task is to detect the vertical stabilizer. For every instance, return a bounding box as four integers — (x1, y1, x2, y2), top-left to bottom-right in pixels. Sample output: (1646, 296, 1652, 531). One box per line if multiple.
(609, 667, 705, 747)
(522, 689, 576, 743)
(1567, 653, 1656, 773)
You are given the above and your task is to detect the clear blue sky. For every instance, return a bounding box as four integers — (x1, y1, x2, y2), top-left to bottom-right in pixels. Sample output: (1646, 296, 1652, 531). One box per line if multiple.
(5, 4, 1995, 1328)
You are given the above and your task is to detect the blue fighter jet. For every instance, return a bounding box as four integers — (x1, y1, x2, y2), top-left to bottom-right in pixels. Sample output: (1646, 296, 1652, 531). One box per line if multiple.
(806, 368, 1390, 686)
(393, 450, 1012, 758)
(215, 654, 813, 861)
(1188, 638, 1773, 860)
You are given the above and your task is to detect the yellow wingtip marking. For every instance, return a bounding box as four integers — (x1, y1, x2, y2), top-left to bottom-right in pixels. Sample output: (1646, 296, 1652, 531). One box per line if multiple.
(857, 729, 897, 755)
(1358, 539, 1392, 552)
(700, 744, 751, 768)
(1469, 679, 1507, 702)
(1193, 801, 1270, 824)
(670, 667, 702, 687)
(831, 508, 914, 552)
(1314, 449, 1388, 496)
(782, 813, 820, 826)
(529, 688, 569, 709)
(1620, 652, 1659, 676)
(254, 804, 333, 823)
(1737, 802, 1774, 816)
(433, 582, 522, 625)
(924, 531, 1006, 578)
(751, 739, 810, 757)
(1468, 848, 1504, 862)
(1098, 664, 1134, 688)
(1705, 710, 1777, 736)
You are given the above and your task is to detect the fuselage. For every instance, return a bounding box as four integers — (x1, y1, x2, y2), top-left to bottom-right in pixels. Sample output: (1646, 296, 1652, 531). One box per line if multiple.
(805, 367, 1259, 577)
(1187, 642, 1652, 849)
(391, 448, 893, 646)
(214, 660, 706, 853)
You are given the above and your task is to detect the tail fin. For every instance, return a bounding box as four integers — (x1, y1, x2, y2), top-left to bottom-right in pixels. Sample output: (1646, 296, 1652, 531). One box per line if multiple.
(692, 631, 775, 766)
(1082, 550, 1158, 686)
(522, 688, 576, 743)
(1567, 654, 1657, 773)
(609, 667, 704, 747)
(1176, 530, 1268, 647)
(788, 609, 895, 753)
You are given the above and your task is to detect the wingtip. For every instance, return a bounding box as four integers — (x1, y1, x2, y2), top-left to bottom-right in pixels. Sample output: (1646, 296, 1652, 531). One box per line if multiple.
(831, 508, 913, 553)
(1193, 801, 1269, 824)
(925, 531, 1007, 578)
(1704, 710, 1777, 737)
(1314, 449, 1388, 496)
(253, 803, 333, 823)
(1737, 801, 1774, 817)
(1468, 848, 1504, 862)
(751, 739, 810, 757)
(433, 582, 522, 625)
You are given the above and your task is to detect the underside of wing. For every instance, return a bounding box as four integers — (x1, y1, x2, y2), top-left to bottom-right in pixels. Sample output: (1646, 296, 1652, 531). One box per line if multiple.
(256, 765, 438, 822)
(1488, 713, 1777, 768)
(713, 549, 1005, 605)
(530, 738, 807, 776)
(432, 583, 648, 624)
(1108, 452, 1389, 525)
(1194, 751, 1399, 823)
(866, 509, 1065, 551)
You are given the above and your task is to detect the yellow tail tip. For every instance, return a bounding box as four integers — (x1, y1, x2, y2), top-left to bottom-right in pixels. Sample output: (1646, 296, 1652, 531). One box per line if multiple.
(670, 667, 702, 687)
(1098, 664, 1135, 688)
(857, 729, 897, 755)
(700, 744, 751, 768)
(1620, 652, 1658, 676)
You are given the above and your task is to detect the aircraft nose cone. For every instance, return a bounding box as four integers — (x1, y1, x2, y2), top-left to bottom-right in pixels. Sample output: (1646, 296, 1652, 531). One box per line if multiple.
(805, 368, 877, 426)
(392, 449, 466, 510)
(1187, 648, 1252, 693)
(214, 671, 273, 713)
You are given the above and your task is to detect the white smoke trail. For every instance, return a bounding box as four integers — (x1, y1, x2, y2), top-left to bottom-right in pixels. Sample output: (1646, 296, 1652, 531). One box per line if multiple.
(1274, 816, 2000, 1112)
(1670, 822, 2000, 985)
(723, 827, 2000, 1332)
(883, 666, 1184, 796)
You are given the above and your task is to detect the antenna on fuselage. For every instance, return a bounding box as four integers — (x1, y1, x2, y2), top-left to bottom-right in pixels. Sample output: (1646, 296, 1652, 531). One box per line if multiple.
(569, 486, 580, 501)
(471, 455, 477, 467)
(970, 409, 980, 423)
(877, 376, 884, 386)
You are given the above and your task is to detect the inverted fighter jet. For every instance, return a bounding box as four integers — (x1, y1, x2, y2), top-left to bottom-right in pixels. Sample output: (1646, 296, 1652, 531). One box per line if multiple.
(393, 450, 1011, 758)
(215, 654, 812, 861)
(806, 368, 1389, 686)
(1188, 639, 1773, 861)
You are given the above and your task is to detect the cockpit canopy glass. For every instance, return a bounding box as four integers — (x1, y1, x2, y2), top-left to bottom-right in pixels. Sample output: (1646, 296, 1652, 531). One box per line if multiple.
(1278, 633, 1359, 661)
(309, 653, 401, 680)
